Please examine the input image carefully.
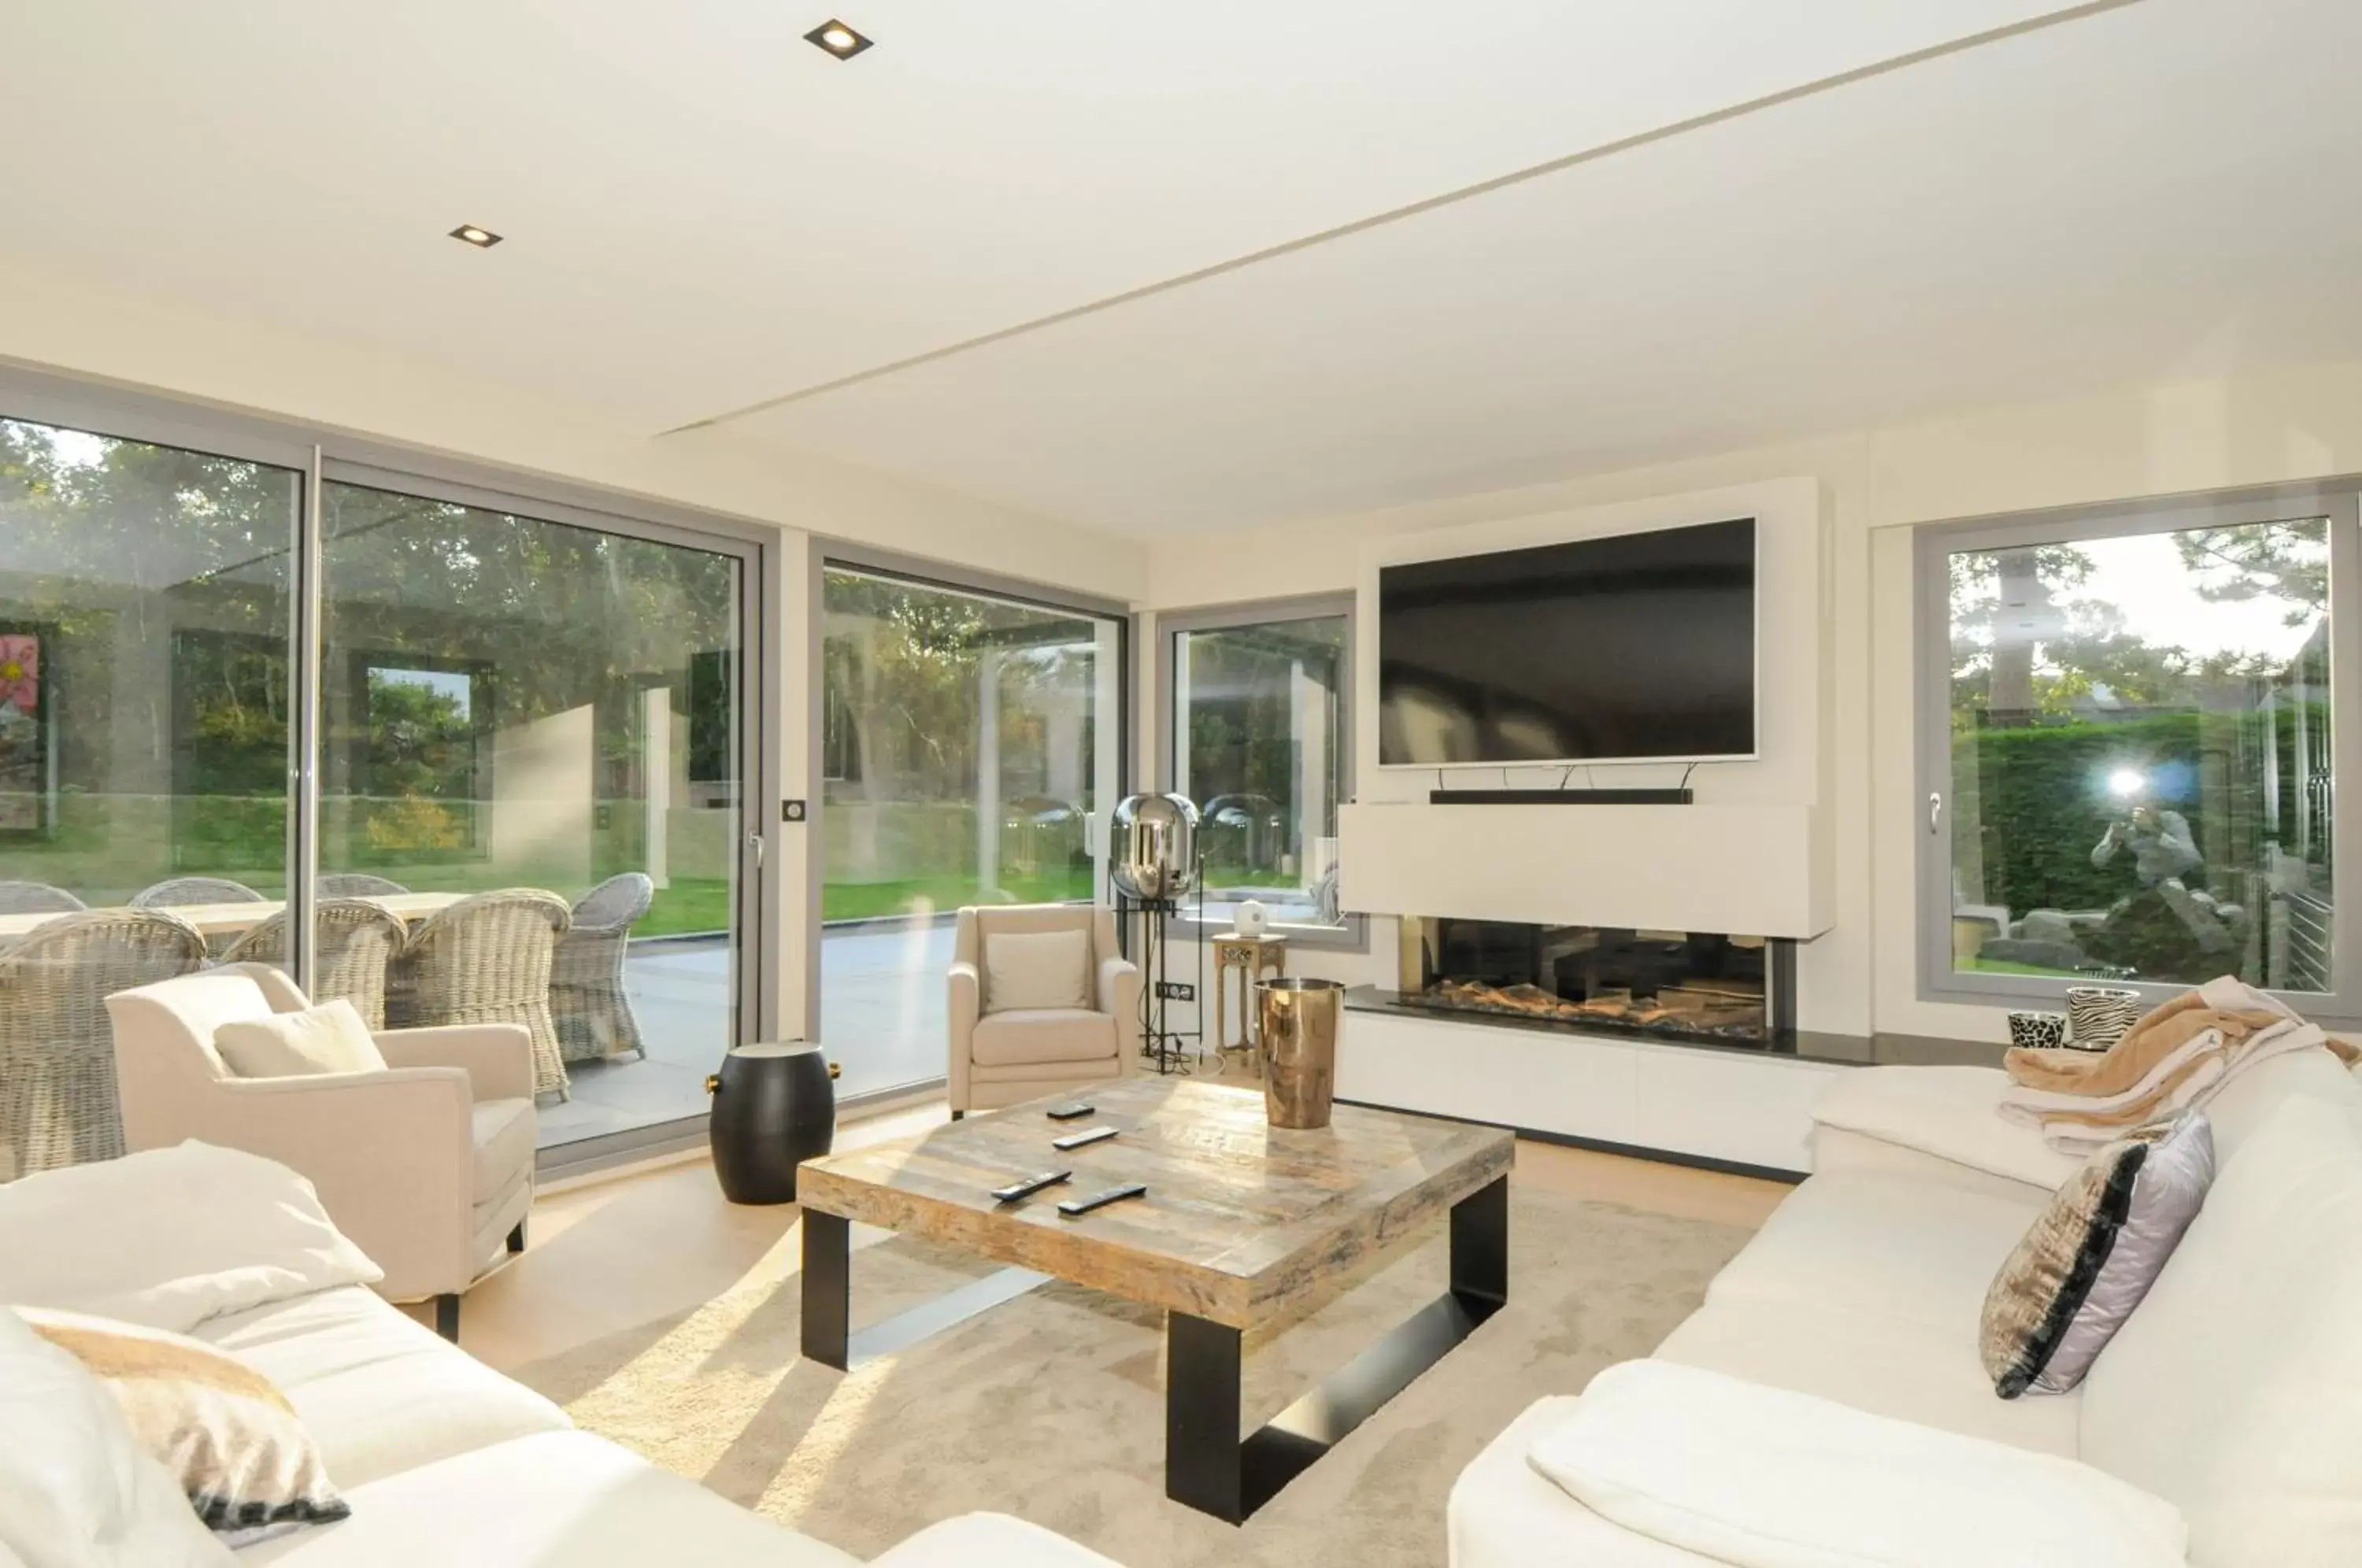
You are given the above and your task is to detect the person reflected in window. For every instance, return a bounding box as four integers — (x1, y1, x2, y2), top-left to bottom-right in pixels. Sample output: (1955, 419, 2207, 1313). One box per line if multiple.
(2088, 793, 2243, 974)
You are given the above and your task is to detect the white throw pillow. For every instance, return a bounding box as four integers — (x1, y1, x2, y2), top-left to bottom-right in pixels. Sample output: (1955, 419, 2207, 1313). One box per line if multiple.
(213, 1000, 386, 1079)
(0, 1143, 382, 1334)
(1530, 1359, 2185, 1568)
(983, 929, 1091, 1014)
(0, 1309, 232, 1568)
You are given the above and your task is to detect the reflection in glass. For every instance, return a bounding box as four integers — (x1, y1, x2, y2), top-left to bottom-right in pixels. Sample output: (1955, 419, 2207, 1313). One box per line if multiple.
(0, 417, 297, 1172)
(821, 568, 1122, 1098)
(321, 482, 744, 1146)
(1174, 616, 1348, 931)
(1947, 517, 2333, 990)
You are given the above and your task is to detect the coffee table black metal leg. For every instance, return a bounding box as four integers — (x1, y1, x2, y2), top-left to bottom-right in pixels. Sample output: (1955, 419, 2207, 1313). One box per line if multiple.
(1166, 1312, 1246, 1523)
(1164, 1174, 1512, 1525)
(801, 1209, 850, 1370)
(1451, 1174, 1509, 1310)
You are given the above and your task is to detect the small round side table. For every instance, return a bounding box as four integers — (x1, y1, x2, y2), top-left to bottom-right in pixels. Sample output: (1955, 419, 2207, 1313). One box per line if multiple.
(1210, 932, 1287, 1076)
(706, 1042, 839, 1205)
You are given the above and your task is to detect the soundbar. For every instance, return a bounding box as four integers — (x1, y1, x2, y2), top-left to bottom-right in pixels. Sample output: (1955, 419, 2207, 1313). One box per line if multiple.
(1427, 788, 1694, 806)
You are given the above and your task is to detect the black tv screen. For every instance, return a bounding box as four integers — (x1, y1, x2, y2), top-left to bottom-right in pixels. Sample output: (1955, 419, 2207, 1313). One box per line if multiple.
(1379, 517, 1757, 767)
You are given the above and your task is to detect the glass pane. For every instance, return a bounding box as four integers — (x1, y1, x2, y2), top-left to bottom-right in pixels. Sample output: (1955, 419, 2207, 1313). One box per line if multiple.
(1947, 516, 2332, 991)
(320, 482, 744, 1148)
(1174, 616, 1348, 930)
(821, 568, 1122, 1098)
(0, 416, 297, 1174)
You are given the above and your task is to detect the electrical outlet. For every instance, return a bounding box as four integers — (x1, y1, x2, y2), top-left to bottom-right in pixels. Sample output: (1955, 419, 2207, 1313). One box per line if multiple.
(1157, 982, 1195, 1002)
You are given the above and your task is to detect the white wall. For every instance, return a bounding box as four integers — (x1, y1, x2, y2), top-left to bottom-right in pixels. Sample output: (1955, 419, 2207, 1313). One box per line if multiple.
(1145, 360, 2362, 1043)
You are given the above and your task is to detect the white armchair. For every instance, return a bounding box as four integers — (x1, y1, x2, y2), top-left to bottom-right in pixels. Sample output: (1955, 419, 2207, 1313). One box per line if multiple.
(104, 963, 536, 1340)
(948, 906, 1139, 1117)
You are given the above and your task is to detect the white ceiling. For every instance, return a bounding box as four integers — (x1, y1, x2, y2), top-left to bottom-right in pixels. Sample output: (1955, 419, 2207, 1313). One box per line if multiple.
(5, 0, 2356, 538)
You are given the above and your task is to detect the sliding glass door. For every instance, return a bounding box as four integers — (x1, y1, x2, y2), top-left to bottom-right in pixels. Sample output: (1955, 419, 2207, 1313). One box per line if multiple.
(820, 566, 1124, 1099)
(320, 478, 753, 1149)
(0, 393, 766, 1179)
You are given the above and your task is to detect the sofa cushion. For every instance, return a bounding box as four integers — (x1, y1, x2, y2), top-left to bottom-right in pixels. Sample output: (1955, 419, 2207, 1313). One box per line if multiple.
(870, 1513, 1129, 1567)
(1656, 1296, 2082, 1456)
(983, 929, 1091, 1014)
(235, 1430, 860, 1568)
(194, 1287, 566, 1489)
(1810, 1065, 2082, 1193)
(970, 1008, 1117, 1067)
(2079, 1096, 2362, 1568)
(1527, 1360, 2183, 1568)
(468, 1099, 536, 1202)
(1449, 1395, 1716, 1568)
(214, 1002, 386, 1082)
(1704, 1173, 2045, 1337)
(0, 1143, 383, 1334)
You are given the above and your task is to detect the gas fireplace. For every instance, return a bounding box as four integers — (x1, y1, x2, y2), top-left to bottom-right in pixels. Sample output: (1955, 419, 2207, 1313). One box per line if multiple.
(1396, 917, 1796, 1047)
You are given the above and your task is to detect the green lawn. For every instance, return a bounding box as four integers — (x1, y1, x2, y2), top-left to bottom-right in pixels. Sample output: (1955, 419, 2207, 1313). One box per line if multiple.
(822, 867, 1095, 923)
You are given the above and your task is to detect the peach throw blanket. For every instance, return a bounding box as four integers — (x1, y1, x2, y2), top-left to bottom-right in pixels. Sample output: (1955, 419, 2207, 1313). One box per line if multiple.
(1999, 976, 2350, 1154)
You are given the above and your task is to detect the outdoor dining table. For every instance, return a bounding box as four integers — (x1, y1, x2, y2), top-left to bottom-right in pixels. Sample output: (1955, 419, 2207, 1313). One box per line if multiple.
(0, 890, 465, 944)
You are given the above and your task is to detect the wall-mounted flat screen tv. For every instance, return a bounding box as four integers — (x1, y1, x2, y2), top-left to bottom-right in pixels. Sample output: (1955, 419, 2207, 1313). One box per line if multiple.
(1378, 516, 1757, 767)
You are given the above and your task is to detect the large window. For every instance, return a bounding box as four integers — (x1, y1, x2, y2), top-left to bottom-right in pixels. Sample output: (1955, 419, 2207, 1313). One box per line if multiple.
(1164, 599, 1357, 945)
(820, 564, 1125, 1098)
(1923, 491, 2356, 1011)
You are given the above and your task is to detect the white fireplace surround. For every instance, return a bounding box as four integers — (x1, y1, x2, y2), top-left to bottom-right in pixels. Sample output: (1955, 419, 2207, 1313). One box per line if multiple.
(1331, 477, 1843, 1175)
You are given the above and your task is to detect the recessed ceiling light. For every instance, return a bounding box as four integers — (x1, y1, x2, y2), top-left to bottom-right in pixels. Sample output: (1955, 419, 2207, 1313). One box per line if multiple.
(805, 19, 872, 57)
(448, 224, 503, 249)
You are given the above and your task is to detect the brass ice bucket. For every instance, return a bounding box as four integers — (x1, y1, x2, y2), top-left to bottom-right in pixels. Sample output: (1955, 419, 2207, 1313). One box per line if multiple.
(1258, 977, 1344, 1130)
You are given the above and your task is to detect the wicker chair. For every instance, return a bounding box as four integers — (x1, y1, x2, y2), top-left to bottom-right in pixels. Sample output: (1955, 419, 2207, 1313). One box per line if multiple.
(0, 882, 85, 915)
(0, 908, 208, 1175)
(553, 873, 653, 1065)
(318, 873, 410, 898)
(131, 877, 268, 908)
(389, 889, 572, 1100)
(219, 900, 410, 1030)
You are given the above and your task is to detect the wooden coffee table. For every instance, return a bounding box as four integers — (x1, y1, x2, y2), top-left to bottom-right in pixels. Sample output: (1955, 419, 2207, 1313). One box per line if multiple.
(795, 1077, 1513, 1523)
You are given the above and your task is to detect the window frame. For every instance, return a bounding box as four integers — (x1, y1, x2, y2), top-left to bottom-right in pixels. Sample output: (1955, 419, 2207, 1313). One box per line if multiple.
(1914, 480, 2362, 1024)
(1156, 593, 1365, 952)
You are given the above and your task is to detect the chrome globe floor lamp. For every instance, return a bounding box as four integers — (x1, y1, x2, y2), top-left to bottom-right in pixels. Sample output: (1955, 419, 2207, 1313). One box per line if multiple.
(1111, 792, 1207, 1076)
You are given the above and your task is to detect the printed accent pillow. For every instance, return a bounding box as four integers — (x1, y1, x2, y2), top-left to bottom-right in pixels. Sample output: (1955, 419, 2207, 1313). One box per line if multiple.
(214, 1000, 385, 1079)
(16, 1307, 350, 1542)
(1980, 1111, 2215, 1398)
(983, 929, 1091, 1014)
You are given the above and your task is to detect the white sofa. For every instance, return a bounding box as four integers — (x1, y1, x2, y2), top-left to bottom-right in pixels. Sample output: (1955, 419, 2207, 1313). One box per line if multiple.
(2, 1152, 1123, 1568)
(1449, 1046, 2362, 1568)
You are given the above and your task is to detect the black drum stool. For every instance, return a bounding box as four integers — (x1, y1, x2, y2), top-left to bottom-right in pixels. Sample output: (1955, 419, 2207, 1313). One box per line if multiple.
(706, 1042, 839, 1204)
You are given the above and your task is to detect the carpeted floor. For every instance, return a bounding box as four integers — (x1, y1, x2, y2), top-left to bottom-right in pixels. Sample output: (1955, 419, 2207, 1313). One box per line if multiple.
(516, 1185, 1752, 1567)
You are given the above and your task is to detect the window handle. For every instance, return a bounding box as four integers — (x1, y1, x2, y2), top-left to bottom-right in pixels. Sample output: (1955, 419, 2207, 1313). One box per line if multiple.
(1928, 792, 1943, 836)
(748, 830, 765, 867)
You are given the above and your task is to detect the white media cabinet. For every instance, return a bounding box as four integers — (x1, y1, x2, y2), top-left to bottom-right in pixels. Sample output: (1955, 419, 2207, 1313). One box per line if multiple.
(1336, 994, 1849, 1178)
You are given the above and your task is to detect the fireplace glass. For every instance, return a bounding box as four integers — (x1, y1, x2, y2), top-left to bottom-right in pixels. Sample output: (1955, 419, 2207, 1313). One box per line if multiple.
(1397, 918, 1791, 1045)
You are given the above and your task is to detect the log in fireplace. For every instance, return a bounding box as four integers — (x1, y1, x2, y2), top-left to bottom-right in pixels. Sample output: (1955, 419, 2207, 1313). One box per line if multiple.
(1396, 917, 1796, 1047)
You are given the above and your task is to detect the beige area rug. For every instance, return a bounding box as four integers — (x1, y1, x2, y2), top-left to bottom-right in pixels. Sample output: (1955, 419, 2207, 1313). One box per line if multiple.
(516, 1188, 1751, 1568)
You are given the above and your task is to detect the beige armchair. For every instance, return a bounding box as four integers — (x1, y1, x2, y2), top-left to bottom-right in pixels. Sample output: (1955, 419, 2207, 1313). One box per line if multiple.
(948, 905, 1139, 1117)
(105, 963, 537, 1341)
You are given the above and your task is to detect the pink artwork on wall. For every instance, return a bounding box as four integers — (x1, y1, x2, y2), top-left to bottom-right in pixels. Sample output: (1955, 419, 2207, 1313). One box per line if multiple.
(0, 634, 35, 715)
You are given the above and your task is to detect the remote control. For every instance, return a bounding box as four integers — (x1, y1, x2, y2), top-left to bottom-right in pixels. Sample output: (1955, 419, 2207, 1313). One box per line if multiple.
(990, 1169, 1072, 1204)
(1045, 1101, 1095, 1120)
(1057, 1182, 1148, 1218)
(1050, 1125, 1119, 1152)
